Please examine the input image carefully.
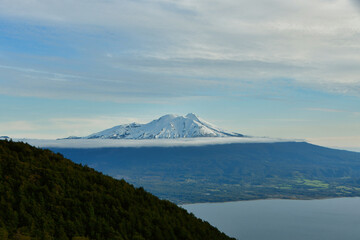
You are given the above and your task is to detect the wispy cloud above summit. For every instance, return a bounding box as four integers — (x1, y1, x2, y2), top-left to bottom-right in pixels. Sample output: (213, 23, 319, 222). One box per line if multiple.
(306, 108, 360, 115)
(1, 0, 360, 100)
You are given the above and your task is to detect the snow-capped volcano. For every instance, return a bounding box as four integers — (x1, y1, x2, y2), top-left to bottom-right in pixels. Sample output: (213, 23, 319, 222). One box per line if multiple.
(66, 113, 243, 140)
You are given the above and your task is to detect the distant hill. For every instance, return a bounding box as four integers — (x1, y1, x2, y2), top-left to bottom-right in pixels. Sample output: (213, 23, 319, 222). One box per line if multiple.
(63, 113, 243, 139)
(0, 140, 234, 240)
(51, 142, 360, 204)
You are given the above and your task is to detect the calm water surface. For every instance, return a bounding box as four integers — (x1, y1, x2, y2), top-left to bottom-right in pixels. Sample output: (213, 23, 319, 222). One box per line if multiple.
(182, 198, 360, 240)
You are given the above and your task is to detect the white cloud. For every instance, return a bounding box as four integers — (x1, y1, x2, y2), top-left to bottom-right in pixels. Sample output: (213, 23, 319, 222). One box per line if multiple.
(17, 137, 300, 149)
(49, 116, 148, 136)
(306, 136, 360, 151)
(306, 108, 360, 115)
(1, 0, 360, 99)
(0, 121, 39, 131)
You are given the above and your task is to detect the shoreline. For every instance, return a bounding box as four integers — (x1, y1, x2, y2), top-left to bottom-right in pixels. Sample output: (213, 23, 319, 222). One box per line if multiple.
(179, 195, 360, 206)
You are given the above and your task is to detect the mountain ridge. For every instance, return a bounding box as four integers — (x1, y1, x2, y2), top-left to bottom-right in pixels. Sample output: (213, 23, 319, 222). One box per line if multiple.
(51, 142, 360, 204)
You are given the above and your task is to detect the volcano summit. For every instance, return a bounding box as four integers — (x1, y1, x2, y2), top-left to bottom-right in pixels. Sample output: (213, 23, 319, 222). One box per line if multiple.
(65, 113, 244, 140)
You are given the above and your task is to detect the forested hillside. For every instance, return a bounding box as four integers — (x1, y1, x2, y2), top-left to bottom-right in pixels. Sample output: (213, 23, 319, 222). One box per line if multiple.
(0, 140, 234, 240)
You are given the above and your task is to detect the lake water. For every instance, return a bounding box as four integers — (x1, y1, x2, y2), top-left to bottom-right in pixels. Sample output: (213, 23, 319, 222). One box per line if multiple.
(182, 198, 360, 240)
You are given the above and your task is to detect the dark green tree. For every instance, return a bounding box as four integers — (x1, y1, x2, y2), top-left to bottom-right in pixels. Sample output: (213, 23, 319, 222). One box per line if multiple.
(0, 140, 234, 240)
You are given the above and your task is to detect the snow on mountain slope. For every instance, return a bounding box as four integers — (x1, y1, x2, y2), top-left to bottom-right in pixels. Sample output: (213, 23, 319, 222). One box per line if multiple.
(67, 113, 244, 140)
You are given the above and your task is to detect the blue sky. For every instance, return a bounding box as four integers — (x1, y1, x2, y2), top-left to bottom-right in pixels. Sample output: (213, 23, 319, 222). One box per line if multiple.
(0, 0, 359, 151)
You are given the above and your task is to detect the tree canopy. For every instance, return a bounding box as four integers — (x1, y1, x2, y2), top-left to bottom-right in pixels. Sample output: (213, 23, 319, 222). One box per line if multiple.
(0, 140, 234, 240)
